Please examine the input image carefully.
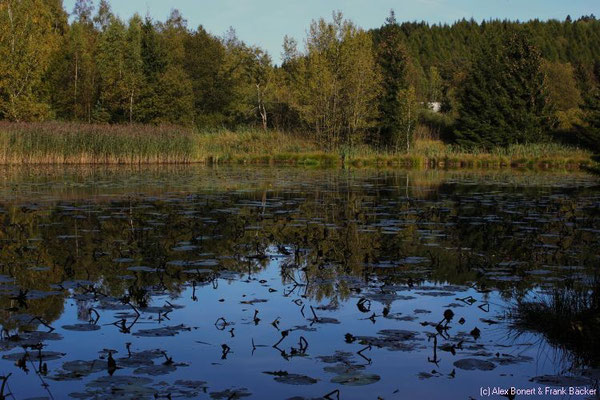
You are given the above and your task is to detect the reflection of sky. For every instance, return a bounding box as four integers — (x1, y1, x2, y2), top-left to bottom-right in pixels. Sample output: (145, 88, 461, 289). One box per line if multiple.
(61, 0, 600, 63)
(1, 166, 597, 398)
(2, 258, 566, 399)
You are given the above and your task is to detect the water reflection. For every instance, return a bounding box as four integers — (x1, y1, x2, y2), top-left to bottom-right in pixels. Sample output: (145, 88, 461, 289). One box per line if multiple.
(0, 166, 599, 399)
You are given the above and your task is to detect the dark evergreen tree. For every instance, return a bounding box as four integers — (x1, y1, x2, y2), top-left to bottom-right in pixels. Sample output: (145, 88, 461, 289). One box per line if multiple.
(575, 90, 600, 151)
(373, 11, 410, 147)
(454, 30, 550, 148)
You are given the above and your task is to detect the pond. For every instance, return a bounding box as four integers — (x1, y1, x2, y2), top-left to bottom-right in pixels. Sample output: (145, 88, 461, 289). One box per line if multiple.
(0, 166, 599, 399)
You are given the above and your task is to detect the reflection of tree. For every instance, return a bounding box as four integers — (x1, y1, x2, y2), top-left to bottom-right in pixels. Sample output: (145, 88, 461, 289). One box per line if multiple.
(1, 175, 599, 331)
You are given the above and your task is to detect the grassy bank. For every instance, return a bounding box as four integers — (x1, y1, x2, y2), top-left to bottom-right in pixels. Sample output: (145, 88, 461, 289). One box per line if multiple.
(0, 122, 595, 169)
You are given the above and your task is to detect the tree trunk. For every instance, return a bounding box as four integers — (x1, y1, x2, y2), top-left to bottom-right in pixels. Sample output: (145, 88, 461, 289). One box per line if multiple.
(129, 89, 134, 123)
(406, 103, 412, 153)
(8, 4, 15, 54)
(74, 53, 79, 118)
(260, 104, 267, 131)
(256, 83, 267, 131)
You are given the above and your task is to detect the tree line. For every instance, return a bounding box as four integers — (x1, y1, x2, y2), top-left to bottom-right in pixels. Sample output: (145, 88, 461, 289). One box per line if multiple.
(1, 0, 599, 151)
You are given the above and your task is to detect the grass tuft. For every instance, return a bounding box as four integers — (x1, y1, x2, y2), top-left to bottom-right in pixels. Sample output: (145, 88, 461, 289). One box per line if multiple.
(510, 278, 600, 366)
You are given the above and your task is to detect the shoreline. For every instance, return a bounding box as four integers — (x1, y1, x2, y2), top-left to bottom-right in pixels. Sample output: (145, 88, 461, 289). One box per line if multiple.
(0, 155, 591, 171)
(0, 122, 595, 171)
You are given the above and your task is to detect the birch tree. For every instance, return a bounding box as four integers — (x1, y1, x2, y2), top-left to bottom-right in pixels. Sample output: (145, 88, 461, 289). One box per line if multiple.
(394, 86, 418, 152)
(285, 12, 381, 149)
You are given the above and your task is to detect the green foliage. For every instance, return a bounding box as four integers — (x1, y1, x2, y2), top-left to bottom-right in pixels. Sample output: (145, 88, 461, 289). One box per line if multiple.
(283, 12, 381, 149)
(419, 109, 455, 141)
(393, 86, 419, 152)
(123, 15, 145, 123)
(542, 61, 583, 130)
(220, 31, 275, 129)
(183, 26, 230, 126)
(371, 17, 600, 102)
(427, 66, 443, 103)
(46, 17, 98, 122)
(0, 0, 62, 121)
(542, 61, 582, 112)
(373, 11, 410, 147)
(454, 30, 550, 149)
(140, 17, 166, 80)
(96, 16, 128, 121)
(153, 66, 194, 125)
(574, 90, 600, 152)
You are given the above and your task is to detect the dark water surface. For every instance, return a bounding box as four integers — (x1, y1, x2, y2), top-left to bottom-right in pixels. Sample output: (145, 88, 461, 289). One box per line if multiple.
(0, 166, 599, 399)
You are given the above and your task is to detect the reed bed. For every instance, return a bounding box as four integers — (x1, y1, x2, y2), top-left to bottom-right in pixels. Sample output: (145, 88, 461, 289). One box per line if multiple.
(0, 122, 194, 164)
(192, 128, 326, 165)
(345, 139, 593, 169)
(0, 122, 594, 169)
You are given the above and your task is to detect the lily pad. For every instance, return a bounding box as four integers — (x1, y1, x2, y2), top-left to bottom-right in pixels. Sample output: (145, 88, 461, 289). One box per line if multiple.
(317, 351, 354, 364)
(127, 266, 162, 272)
(453, 358, 496, 371)
(62, 324, 101, 332)
(153, 380, 209, 398)
(173, 380, 209, 389)
(63, 360, 108, 373)
(50, 360, 108, 381)
(355, 329, 421, 351)
(3, 351, 65, 361)
(70, 375, 155, 399)
(0, 331, 63, 350)
(490, 354, 533, 365)
(210, 388, 252, 399)
(323, 364, 366, 375)
(263, 372, 318, 385)
(116, 349, 164, 368)
(134, 324, 191, 337)
(331, 372, 381, 386)
(134, 363, 184, 376)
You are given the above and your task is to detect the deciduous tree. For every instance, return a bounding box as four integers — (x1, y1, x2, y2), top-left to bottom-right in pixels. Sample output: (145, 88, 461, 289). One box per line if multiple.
(0, 0, 62, 121)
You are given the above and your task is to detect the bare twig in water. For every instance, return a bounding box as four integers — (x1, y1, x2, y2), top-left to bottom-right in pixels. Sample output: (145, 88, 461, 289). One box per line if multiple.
(221, 344, 231, 359)
(357, 345, 372, 363)
(273, 330, 289, 348)
(29, 317, 54, 333)
(0, 374, 12, 400)
(215, 317, 230, 331)
(88, 308, 100, 324)
(309, 306, 320, 322)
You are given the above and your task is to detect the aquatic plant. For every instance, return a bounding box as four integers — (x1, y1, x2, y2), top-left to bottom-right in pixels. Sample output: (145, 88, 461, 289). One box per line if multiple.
(510, 277, 600, 366)
(0, 122, 194, 164)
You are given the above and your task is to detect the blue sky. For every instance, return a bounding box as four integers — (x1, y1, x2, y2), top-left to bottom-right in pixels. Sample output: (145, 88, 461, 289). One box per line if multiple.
(63, 0, 600, 63)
